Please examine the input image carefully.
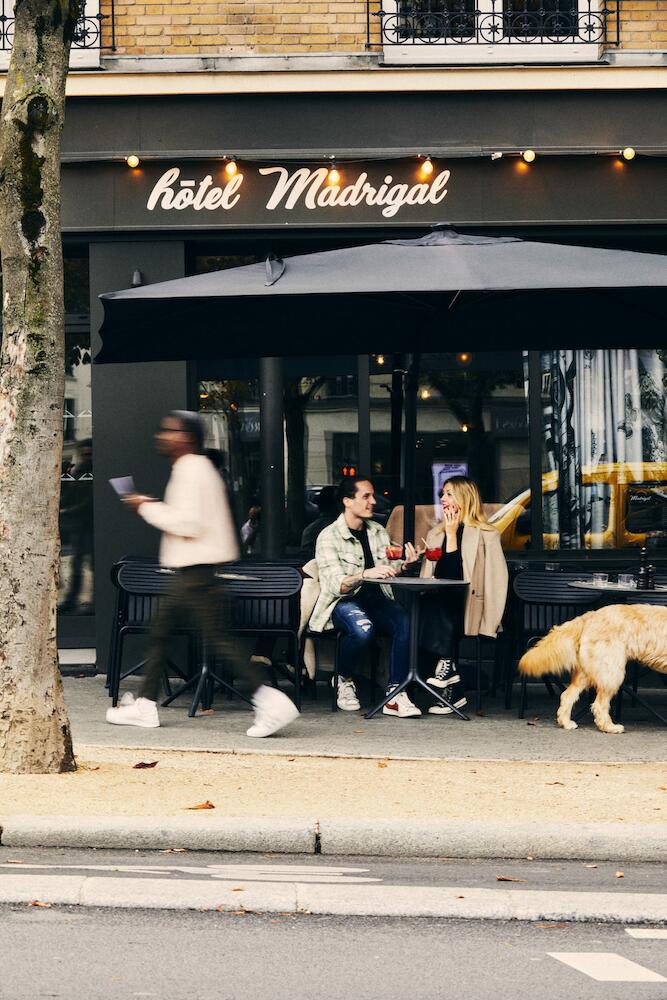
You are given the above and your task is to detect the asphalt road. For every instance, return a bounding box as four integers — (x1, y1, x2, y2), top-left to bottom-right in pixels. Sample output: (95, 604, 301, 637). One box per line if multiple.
(1, 848, 665, 893)
(2, 905, 666, 1000)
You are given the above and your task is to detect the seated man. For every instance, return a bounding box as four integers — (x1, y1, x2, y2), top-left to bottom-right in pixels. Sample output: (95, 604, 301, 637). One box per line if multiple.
(310, 475, 421, 716)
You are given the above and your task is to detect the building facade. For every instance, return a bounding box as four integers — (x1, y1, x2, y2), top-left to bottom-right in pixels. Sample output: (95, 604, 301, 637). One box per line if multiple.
(1, 1, 666, 664)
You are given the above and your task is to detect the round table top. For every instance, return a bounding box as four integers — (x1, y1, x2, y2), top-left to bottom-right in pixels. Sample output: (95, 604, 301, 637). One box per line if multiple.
(364, 577, 469, 589)
(568, 579, 667, 594)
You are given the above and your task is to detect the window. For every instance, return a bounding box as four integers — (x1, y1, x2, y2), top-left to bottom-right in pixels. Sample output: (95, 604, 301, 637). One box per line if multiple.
(540, 349, 667, 550)
(380, 0, 607, 64)
(0, 1, 103, 70)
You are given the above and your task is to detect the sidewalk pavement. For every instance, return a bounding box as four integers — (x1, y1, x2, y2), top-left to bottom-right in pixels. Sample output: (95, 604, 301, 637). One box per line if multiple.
(0, 675, 665, 863)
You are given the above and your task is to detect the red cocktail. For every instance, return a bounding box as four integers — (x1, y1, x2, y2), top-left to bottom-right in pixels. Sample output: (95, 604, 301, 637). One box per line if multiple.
(425, 547, 443, 561)
(385, 545, 403, 561)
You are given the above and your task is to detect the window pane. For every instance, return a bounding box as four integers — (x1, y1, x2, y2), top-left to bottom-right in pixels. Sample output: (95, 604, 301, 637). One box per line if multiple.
(415, 352, 529, 552)
(59, 255, 93, 614)
(540, 349, 667, 550)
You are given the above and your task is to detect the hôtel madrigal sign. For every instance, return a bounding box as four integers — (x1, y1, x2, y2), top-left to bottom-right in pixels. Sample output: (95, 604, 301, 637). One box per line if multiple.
(146, 165, 451, 220)
(59, 156, 664, 230)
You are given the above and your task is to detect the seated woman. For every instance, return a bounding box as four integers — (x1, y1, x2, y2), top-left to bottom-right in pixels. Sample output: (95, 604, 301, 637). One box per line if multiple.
(419, 476, 508, 715)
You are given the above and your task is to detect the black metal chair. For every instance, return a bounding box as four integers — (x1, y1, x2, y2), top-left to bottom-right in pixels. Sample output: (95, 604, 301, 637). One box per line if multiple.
(223, 562, 304, 710)
(107, 558, 195, 707)
(508, 571, 605, 717)
(623, 586, 667, 725)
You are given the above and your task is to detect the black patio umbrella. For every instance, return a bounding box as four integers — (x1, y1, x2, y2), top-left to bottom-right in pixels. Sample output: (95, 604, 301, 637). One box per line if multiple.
(97, 229, 667, 364)
(97, 229, 667, 547)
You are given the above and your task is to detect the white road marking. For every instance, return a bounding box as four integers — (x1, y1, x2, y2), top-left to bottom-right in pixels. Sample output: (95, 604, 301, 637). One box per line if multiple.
(0, 862, 380, 884)
(548, 952, 667, 982)
(625, 928, 667, 939)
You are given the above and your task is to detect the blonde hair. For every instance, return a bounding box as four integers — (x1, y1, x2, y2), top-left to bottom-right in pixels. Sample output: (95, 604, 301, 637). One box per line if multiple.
(437, 476, 496, 533)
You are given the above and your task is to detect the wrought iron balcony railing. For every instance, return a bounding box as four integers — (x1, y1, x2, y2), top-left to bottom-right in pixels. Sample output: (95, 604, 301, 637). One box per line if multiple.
(0, 0, 115, 53)
(369, 0, 616, 49)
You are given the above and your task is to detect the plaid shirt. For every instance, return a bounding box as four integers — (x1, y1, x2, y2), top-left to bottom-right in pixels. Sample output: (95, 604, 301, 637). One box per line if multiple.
(309, 513, 394, 632)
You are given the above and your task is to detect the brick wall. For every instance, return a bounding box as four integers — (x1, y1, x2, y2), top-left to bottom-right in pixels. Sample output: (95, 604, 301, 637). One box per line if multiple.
(98, 1, 667, 56)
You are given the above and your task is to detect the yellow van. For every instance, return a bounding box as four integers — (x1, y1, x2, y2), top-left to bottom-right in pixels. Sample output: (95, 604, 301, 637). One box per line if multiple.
(489, 462, 667, 551)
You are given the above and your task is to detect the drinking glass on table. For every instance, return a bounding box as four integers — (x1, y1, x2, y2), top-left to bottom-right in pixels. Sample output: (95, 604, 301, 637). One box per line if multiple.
(385, 543, 403, 562)
(618, 573, 637, 589)
(425, 545, 443, 562)
(592, 572, 609, 586)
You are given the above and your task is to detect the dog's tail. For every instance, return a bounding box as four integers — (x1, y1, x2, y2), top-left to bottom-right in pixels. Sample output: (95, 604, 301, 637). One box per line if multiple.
(518, 617, 586, 678)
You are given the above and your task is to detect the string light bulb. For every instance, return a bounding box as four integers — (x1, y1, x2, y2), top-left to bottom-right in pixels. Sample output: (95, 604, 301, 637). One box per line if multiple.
(420, 388, 431, 400)
(461, 423, 470, 433)
(420, 156, 434, 177)
(456, 351, 472, 366)
(376, 354, 385, 366)
(622, 147, 636, 161)
(327, 162, 340, 184)
(522, 149, 536, 163)
(224, 158, 238, 177)
(125, 154, 140, 169)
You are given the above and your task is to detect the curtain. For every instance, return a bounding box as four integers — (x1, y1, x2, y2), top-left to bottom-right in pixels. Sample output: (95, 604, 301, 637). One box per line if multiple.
(540, 349, 667, 548)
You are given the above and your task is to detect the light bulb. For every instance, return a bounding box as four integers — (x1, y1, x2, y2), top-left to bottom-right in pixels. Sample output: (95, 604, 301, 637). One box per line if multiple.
(420, 157, 434, 176)
(420, 388, 431, 400)
(622, 147, 636, 161)
(456, 351, 472, 366)
(376, 354, 385, 366)
(225, 159, 238, 177)
(461, 423, 469, 433)
(328, 165, 340, 184)
(522, 149, 536, 163)
(125, 154, 140, 169)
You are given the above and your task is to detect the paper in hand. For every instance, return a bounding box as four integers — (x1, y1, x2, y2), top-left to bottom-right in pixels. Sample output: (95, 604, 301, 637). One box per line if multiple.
(109, 476, 136, 497)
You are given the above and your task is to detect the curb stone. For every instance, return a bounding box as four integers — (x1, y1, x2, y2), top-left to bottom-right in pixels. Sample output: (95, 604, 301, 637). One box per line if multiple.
(0, 874, 666, 923)
(1, 816, 666, 862)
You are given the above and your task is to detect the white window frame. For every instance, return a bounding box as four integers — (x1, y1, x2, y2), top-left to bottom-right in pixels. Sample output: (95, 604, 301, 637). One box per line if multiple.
(0, 0, 101, 71)
(380, 0, 605, 64)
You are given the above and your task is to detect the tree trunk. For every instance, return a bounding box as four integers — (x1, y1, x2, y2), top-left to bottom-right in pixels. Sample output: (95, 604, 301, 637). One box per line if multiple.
(0, 1, 79, 773)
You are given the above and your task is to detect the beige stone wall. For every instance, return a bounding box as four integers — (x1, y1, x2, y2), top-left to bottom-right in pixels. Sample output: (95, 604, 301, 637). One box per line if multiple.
(98, 1, 666, 56)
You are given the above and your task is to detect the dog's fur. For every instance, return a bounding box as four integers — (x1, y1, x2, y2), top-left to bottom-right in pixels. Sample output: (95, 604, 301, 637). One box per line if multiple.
(518, 604, 667, 734)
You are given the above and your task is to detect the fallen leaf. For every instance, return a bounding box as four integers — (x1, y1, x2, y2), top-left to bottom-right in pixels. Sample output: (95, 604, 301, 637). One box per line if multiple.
(7, 860, 24, 865)
(584, 864, 598, 869)
(185, 800, 215, 810)
(27, 900, 51, 908)
(536, 922, 569, 930)
(456, 895, 465, 899)
(133, 761, 159, 769)
(230, 887, 244, 892)
(159, 848, 187, 854)
(496, 876, 528, 883)
(377, 762, 388, 769)
(353, 729, 364, 733)
(615, 871, 625, 878)
(546, 781, 564, 786)
(526, 856, 535, 861)
(287, 758, 296, 762)
(658, 786, 666, 792)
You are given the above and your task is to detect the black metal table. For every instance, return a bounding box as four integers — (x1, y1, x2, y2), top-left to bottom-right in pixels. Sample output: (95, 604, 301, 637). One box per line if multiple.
(362, 577, 470, 721)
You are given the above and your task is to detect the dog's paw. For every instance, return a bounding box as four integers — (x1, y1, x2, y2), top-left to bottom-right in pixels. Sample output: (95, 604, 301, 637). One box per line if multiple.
(557, 717, 578, 730)
(600, 723, 625, 735)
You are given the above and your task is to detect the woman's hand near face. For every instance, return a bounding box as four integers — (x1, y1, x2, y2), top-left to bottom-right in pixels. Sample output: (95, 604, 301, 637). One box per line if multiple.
(443, 508, 461, 538)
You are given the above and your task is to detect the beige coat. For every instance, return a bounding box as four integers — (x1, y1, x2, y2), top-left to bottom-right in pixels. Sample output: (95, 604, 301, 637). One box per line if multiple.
(420, 523, 509, 637)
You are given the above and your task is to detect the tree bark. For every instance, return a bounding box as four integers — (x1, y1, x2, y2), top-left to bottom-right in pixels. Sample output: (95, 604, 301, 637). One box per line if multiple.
(0, 1, 79, 773)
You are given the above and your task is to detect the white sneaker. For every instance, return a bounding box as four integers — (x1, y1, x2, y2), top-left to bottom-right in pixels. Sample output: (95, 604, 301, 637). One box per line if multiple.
(383, 687, 422, 718)
(335, 677, 361, 711)
(426, 659, 460, 689)
(106, 697, 160, 728)
(246, 685, 300, 738)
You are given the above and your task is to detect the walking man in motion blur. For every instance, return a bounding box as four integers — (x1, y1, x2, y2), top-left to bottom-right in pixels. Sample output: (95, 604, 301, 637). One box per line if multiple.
(106, 410, 299, 738)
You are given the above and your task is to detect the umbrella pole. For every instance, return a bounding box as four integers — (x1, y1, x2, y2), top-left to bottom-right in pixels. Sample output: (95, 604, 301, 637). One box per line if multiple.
(390, 354, 404, 506)
(402, 352, 420, 546)
(259, 356, 285, 559)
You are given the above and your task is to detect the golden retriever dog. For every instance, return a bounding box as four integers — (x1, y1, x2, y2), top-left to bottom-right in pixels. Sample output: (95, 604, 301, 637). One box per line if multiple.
(518, 604, 667, 734)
